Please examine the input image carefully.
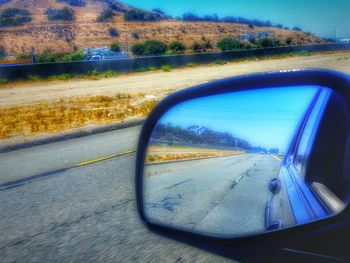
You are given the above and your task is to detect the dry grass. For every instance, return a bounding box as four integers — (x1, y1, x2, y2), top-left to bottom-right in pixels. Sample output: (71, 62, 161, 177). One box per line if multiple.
(0, 93, 158, 139)
(145, 145, 242, 164)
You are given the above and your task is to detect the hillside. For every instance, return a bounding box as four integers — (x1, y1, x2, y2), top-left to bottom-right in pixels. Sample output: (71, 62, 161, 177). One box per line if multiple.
(0, 0, 325, 57)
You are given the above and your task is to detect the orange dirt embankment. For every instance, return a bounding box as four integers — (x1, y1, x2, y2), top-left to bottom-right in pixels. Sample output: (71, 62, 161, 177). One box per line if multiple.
(145, 145, 242, 165)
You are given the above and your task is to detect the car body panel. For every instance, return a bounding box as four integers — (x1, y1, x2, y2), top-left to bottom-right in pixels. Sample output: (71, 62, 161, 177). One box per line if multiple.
(266, 88, 334, 230)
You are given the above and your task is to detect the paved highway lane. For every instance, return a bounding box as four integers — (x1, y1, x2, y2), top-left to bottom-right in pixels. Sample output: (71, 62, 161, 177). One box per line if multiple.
(144, 154, 281, 237)
(0, 128, 233, 263)
(0, 126, 141, 185)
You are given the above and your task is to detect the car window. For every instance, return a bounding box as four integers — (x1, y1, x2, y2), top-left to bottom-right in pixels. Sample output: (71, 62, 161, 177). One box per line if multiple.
(293, 89, 331, 176)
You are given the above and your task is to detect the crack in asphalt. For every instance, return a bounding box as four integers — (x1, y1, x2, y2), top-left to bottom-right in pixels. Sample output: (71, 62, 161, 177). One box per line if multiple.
(165, 179, 193, 190)
(230, 163, 257, 189)
(193, 162, 257, 230)
(0, 198, 134, 251)
(147, 195, 182, 212)
(225, 160, 242, 168)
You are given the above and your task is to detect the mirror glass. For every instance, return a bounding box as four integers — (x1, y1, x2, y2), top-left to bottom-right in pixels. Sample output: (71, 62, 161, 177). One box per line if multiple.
(143, 86, 348, 238)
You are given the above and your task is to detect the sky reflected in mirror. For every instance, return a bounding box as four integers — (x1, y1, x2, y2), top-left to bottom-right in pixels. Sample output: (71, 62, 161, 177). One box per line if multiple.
(159, 86, 318, 153)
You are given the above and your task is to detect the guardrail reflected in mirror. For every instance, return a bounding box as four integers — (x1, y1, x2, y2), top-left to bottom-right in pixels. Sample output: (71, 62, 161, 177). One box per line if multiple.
(142, 86, 348, 238)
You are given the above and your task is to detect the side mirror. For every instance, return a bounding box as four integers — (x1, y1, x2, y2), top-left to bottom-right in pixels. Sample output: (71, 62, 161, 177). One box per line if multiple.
(268, 178, 281, 194)
(136, 70, 350, 261)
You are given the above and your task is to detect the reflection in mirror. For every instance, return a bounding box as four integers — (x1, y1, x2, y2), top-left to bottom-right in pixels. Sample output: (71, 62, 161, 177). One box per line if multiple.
(143, 86, 348, 238)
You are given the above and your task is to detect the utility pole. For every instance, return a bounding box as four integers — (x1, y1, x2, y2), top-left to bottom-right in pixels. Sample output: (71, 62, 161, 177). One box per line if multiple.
(30, 47, 36, 63)
(125, 33, 129, 53)
(239, 24, 244, 50)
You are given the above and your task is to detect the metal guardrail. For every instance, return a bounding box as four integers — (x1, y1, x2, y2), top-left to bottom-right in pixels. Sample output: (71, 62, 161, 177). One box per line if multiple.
(1, 43, 350, 81)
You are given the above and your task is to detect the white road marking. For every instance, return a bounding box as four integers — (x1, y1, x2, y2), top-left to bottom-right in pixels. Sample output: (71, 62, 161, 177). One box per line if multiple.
(271, 154, 282, 161)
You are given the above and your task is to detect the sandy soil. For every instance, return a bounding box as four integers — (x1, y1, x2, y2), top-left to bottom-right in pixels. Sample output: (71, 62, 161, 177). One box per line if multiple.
(1, 51, 350, 107)
(145, 145, 241, 164)
(147, 145, 239, 155)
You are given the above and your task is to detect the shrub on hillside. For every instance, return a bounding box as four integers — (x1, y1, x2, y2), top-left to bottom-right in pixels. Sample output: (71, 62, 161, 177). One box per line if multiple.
(37, 51, 61, 63)
(37, 50, 84, 63)
(46, 7, 75, 21)
(97, 8, 115, 22)
(191, 42, 206, 53)
(143, 40, 167, 56)
(124, 8, 163, 22)
(182, 12, 279, 28)
(255, 37, 274, 48)
(131, 43, 144, 56)
(0, 8, 32, 27)
(152, 8, 165, 15)
(108, 27, 119, 37)
(16, 53, 32, 59)
(60, 50, 84, 62)
(57, 0, 86, 7)
(275, 39, 284, 47)
(182, 12, 200, 21)
(169, 41, 186, 54)
(131, 40, 167, 56)
(110, 42, 121, 52)
(99, 0, 128, 13)
(293, 26, 302, 31)
(217, 38, 240, 51)
(203, 40, 213, 50)
(286, 37, 293, 45)
(240, 41, 254, 49)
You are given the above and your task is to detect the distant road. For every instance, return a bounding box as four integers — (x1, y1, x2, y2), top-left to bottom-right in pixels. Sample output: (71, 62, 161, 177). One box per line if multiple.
(144, 154, 281, 237)
(0, 126, 234, 263)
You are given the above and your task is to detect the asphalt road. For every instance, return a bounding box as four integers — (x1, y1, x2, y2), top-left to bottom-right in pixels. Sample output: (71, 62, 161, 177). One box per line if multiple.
(0, 126, 234, 263)
(144, 154, 281, 237)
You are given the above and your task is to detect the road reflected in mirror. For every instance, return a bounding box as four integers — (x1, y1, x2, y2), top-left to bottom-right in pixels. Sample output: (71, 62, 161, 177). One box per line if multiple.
(143, 86, 348, 238)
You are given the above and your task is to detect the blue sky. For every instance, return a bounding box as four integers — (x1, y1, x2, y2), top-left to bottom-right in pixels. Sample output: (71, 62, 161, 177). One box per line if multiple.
(156, 86, 319, 152)
(123, 0, 350, 38)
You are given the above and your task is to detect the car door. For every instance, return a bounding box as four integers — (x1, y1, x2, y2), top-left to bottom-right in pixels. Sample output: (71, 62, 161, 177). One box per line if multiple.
(266, 87, 332, 231)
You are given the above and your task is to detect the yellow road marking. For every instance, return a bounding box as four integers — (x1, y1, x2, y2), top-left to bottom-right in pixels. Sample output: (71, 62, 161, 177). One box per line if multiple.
(75, 150, 135, 167)
(0, 149, 137, 190)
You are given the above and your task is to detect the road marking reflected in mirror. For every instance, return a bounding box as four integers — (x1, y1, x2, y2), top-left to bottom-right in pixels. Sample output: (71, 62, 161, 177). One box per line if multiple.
(271, 155, 282, 161)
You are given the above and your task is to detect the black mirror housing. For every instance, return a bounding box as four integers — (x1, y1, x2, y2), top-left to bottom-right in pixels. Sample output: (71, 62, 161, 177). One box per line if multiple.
(135, 69, 350, 262)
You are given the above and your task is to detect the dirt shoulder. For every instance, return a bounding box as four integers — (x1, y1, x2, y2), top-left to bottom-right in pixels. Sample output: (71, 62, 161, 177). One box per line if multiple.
(145, 145, 242, 165)
(1, 51, 350, 108)
(1, 51, 350, 144)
